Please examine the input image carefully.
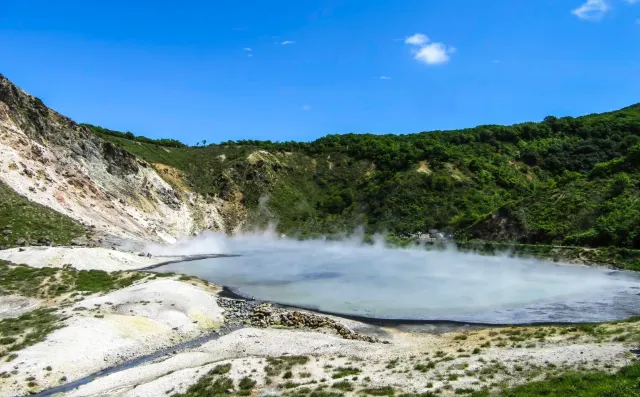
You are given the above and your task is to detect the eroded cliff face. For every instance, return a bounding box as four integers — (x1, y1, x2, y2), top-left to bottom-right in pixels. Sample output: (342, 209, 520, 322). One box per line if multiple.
(0, 74, 245, 244)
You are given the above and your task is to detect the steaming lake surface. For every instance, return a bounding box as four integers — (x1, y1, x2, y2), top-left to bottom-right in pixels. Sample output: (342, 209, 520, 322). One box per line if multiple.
(152, 236, 640, 324)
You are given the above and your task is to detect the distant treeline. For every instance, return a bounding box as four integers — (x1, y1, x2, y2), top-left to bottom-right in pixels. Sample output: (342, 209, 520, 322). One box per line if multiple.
(223, 105, 640, 176)
(81, 123, 187, 148)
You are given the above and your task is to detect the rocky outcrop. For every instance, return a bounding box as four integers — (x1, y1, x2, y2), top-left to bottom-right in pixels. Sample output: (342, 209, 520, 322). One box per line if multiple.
(218, 299, 382, 343)
(0, 73, 244, 244)
(464, 205, 528, 243)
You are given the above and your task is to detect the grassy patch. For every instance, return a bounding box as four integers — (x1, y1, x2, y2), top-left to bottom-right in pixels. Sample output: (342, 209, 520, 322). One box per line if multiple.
(170, 363, 234, 397)
(386, 359, 399, 369)
(331, 367, 361, 379)
(209, 363, 232, 375)
(172, 375, 234, 397)
(0, 260, 148, 299)
(238, 376, 256, 390)
(0, 181, 86, 248)
(363, 386, 396, 396)
(309, 391, 344, 397)
(0, 308, 61, 359)
(75, 269, 146, 293)
(265, 356, 310, 377)
(331, 380, 354, 391)
(471, 362, 640, 396)
(414, 362, 436, 373)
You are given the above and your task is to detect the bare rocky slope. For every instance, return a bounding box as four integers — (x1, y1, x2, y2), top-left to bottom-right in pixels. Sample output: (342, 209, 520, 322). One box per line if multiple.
(0, 74, 245, 245)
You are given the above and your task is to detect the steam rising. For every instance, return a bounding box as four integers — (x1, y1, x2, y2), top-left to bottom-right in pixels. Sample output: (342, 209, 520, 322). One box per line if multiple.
(147, 230, 640, 324)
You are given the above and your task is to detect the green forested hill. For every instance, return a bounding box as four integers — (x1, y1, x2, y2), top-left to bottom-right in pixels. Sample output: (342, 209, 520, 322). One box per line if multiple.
(85, 103, 640, 249)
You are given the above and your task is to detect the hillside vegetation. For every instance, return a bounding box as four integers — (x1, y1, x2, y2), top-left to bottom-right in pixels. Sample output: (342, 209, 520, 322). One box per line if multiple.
(88, 104, 640, 250)
(471, 361, 640, 397)
(0, 181, 86, 248)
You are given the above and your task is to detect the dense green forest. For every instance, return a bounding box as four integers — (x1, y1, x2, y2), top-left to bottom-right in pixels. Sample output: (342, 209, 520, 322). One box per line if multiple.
(91, 104, 640, 249)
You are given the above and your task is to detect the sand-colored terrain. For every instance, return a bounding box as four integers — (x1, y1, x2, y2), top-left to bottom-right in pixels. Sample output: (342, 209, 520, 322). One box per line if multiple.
(64, 325, 635, 397)
(0, 246, 176, 271)
(0, 278, 223, 396)
(0, 295, 39, 320)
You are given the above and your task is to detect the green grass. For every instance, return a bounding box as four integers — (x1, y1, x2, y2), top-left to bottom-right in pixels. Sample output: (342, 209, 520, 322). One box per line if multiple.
(414, 362, 436, 373)
(172, 375, 234, 397)
(238, 376, 256, 390)
(309, 391, 344, 397)
(471, 362, 640, 396)
(0, 180, 86, 248)
(168, 363, 234, 397)
(209, 363, 232, 375)
(0, 260, 147, 299)
(331, 367, 361, 379)
(265, 356, 310, 377)
(363, 386, 396, 396)
(0, 261, 151, 359)
(75, 269, 146, 293)
(331, 380, 354, 391)
(0, 308, 61, 359)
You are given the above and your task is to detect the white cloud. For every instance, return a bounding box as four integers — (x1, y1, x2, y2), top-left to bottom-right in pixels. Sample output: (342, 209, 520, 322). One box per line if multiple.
(571, 0, 610, 20)
(302, 105, 311, 111)
(625, 0, 639, 4)
(404, 33, 429, 46)
(247, 54, 253, 57)
(414, 43, 452, 65)
(281, 40, 295, 45)
(404, 32, 455, 65)
(379, 76, 391, 80)
(243, 47, 252, 51)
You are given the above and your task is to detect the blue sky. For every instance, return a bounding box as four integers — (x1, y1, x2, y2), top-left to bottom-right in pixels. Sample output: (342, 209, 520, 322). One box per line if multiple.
(1, 0, 639, 144)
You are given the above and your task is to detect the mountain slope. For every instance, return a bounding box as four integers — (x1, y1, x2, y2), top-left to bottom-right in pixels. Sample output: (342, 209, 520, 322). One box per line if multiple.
(93, 105, 640, 248)
(0, 74, 244, 245)
(0, 180, 86, 248)
(2, 72, 640, 249)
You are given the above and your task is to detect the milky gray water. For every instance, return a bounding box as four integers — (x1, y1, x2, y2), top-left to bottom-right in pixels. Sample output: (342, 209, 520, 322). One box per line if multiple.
(150, 232, 640, 324)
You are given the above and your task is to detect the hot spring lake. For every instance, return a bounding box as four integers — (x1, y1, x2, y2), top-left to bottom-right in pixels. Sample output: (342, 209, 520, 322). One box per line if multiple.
(151, 237, 640, 324)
